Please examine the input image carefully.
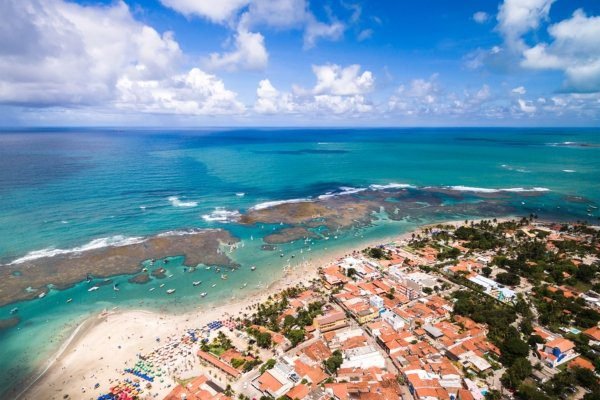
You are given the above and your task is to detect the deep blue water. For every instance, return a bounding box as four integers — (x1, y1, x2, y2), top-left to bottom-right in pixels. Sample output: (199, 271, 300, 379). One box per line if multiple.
(0, 127, 598, 398)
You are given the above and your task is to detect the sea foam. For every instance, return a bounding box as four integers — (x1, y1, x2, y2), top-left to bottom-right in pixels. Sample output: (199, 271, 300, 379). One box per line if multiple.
(448, 185, 550, 193)
(9, 235, 144, 265)
(168, 196, 198, 208)
(250, 198, 313, 211)
(202, 208, 241, 223)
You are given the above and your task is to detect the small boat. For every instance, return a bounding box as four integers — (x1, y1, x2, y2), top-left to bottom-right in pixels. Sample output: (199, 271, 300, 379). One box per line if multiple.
(216, 267, 221, 273)
(205, 266, 211, 270)
(221, 274, 228, 280)
(66, 298, 72, 303)
(88, 286, 99, 292)
(241, 283, 247, 289)
(166, 274, 173, 278)
(235, 192, 245, 197)
(149, 287, 156, 292)
(38, 292, 46, 299)
(113, 284, 120, 291)
(159, 284, 165, 288)
(211, 283, 217, 288)
(200, 292, 207, 297)
(251, 266, 256, 271)
(10, 307, 18, 314)
(166, 289, 176, 294)
(193, 281, 202, 286)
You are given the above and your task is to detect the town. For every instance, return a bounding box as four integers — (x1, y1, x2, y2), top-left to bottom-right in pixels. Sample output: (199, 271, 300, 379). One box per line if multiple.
(98, 218, 600, 400)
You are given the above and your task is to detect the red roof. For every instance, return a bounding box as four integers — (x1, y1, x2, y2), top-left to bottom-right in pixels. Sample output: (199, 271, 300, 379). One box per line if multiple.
(197, 351, 241, 377)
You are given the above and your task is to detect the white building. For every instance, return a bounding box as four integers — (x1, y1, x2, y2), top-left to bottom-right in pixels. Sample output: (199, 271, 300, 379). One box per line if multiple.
(369, 295, 384, 310)
(341, 345, 386, 369)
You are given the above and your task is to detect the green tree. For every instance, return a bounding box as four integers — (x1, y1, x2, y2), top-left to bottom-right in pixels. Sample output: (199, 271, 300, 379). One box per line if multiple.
(324, 350, 343, 374)
(501, 357, 532, 389)
(286, 329, 306, 347)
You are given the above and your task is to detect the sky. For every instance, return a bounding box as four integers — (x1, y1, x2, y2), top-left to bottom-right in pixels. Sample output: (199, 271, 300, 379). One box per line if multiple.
(1, 0, 599, 127)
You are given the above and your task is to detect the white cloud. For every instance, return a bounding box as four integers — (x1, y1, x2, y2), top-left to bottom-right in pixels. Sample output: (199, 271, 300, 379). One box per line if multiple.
(254, 64, 374, 115)
(311, 64, 374, 96)
(0, 0, 184, 106)
(239, 0, 345, 49)
(518, 98, 536, 113)
(512, 86, 527, 94)
(389, 77, 497, 119)
(0, 0, 244, 117)
(254, 79, 294, 113)
(303, 17, 345, 49)
(239, 0, 307, 30)
(116, 68, 244, 115)
(497, 0, 556, 50)
(357, 29, 373, 41)
(159, 0, 249, 24)
(521, 9, 600, 92)
(206, 29, 268, 71)
(473, 11, 489, 24)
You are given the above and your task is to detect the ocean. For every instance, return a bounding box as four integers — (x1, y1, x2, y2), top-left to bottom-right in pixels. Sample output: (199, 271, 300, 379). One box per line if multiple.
(0, 127, 598, 398)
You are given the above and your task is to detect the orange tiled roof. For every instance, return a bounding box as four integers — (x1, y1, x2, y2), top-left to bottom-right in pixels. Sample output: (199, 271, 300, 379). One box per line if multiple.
(546, 337, 576, 352)
(584, 326, 600, 341)
(286, 384, 310, 400)
(257, 371, 283, 393)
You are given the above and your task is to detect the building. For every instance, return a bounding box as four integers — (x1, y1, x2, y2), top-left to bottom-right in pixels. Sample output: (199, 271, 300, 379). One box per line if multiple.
(540, 337, 579, 368)
(369, 294, 384, 310)
(164, 375, 229, 400)
(341, 345, 387, 369)
(254, 358, 298, 398)
(315, 311, 348, 332)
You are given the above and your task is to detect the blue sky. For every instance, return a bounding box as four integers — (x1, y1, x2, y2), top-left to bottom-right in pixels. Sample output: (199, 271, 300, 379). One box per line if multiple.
(1, 0, 599, 126)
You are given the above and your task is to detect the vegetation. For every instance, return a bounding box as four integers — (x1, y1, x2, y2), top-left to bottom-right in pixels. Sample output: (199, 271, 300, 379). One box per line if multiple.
(200, 331, 233, 356)
(324, 350, 343, 374)
(363, 247, 390, 260)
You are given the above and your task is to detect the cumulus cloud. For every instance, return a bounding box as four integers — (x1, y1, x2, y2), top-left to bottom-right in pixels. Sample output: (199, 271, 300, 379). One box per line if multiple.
(254, 64, 373, 115)
(159, 0, 249, 23)
(473, 11, 489, 24)
(311, 64, 374, 96)
(254, 79, 294, 113)
(116, 68, 245, 115)
(206, 29, 268, 71)
(512, 86, 527, 94)
(521, 9, 600, 92)
(165, 0, 344, 70)
(0, 0, 182, 106)
(0, 0, 243, 116)
(388, 76, 498, 119)
(497, 0, 556, 50)
(517, 98, 536, 113)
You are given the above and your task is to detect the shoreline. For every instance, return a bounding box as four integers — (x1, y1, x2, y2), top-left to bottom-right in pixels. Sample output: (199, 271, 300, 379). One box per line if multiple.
(13, 215, 527, 399)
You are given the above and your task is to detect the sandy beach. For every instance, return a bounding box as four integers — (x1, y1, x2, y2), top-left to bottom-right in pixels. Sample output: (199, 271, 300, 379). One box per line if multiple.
(18, 217, 512, 400)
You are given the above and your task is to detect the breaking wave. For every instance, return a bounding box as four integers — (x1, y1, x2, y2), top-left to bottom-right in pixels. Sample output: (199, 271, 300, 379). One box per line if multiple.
(202, 208, 242, 223)
(9, 235, 145, 265)
(168, 196, 198, 208)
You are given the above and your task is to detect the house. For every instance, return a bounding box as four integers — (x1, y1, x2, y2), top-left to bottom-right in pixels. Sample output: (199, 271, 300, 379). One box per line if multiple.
(583, 325, 600, 344)
(341, 345, 387, 369)
(369, 294, 384, 310)
(540, 337, 579, 368)
(315, 311, 348, 332)
(254, 358, 298, 398)
(164, 375, 230, 400)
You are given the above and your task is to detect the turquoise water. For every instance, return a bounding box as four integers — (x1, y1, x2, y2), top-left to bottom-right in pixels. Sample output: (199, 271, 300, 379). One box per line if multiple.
(0, 128, 599, 398)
